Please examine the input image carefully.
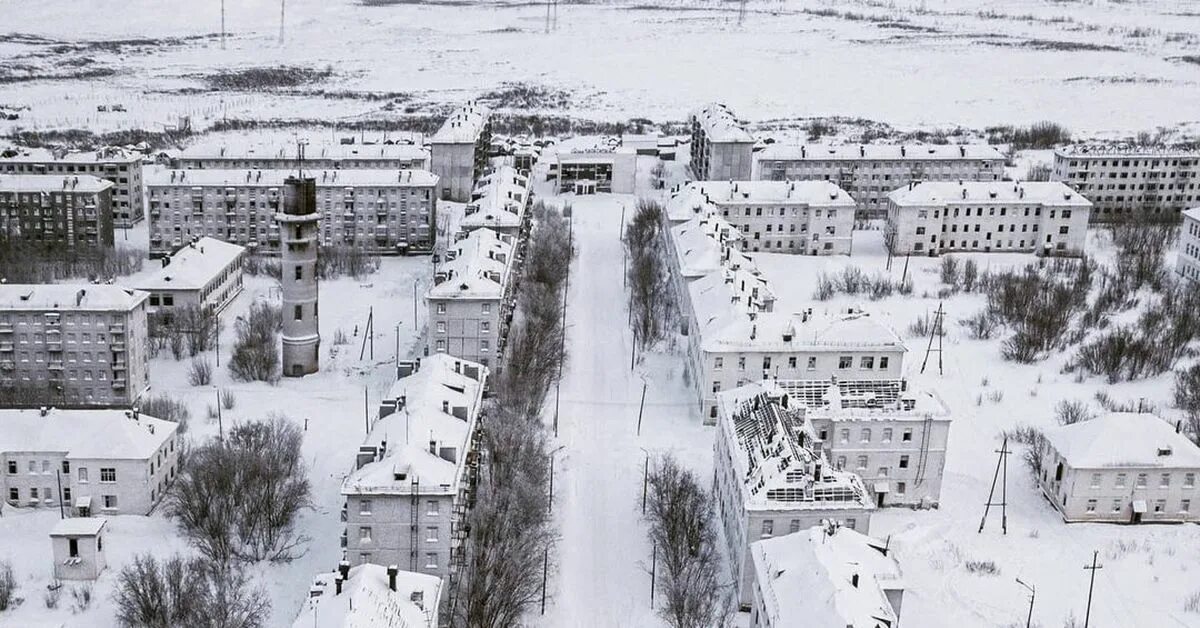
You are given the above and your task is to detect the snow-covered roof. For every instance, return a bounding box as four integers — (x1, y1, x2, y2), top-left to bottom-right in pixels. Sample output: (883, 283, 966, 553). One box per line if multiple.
(428, 228, 514, 300)
(342, 355, 487, 497)
(691, 103, 754, 143)
(689, 266, 776, 339)
(137, 237, 245, 292)
(666, 180, 853, 222)
(1183, 207, 1200, 223)
(758, 143, 1005, 162)
(146, 168, 438, 188)
(0, 408, 177, 460)
(0, 144, 142, 164)
(752, 526, 902, 628)
(50, 517, 107, 537)
(717, 384, 873, 512)
(0, 174, 114, 194)
(0, 284, 147, 311)
(888, 180, 1090, 207)
(178, 140, 428, 163)
(670, 214, 747, 280)
(1054, 144, 1200, 159)
(773, 378, 951, 422)
(701, 308, 906, 354)
(1044, 413, 1200, 469)
(294, 564, 441, 628)
(433, 103, 491, 144)
(462, 166, 529, 231)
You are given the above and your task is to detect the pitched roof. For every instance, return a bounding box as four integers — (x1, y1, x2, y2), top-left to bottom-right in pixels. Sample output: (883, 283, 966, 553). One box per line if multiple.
(0, 144, 142, 164)
(433, 103, 491, 144)
(1044, 412, 1200, 469)
(179, 140, 428, 163)
(137, 237, 245, 291)
(462, 166, 529, 231)
(670, 214, 747, 279)
(887, 181, 1091, 207)
(1183, 207, 1200, 222)
(701, 309, 905, 354)
(666, 180, 854, 222)
(146, 168, 438, 188)
(0, 284, 147, 311)
(427, 228, 514, 300)
(758, 143, 1004, 162)
(691, 103, 754, 143)
(0, 408, 177, 460)
(294, 564, 441, 628)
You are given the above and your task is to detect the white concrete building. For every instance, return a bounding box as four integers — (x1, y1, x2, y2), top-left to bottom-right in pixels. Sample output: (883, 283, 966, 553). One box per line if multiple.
(50, 517, 108, 581)
(426, 228, 516, 367)
(885, 181, 1091, 256)
(278, 177, 321, 377)
(294, 563, 441, 628)
(755, 143, 1006, 219)
(461, 166, 531, 238)
(666, 180, 856, 255)
(136, 237, 245, 319)
(342, 355, 487, 585)
(0, 285, 150, 408)
(1177, 207, 1200, 283)
(145, 168, 438, 257)
(750, 525, 903, 628)
(775, 378, 952, 507)
(1, 407, 180, 516)
(0, 174, 116, 251)
(177, 140, 429, 171)
(1052, 145, 1199, 221)
(1038, 413, 1200, 524)
(0, 145, 145, 226)
(715, 383, 874, 607)
(689, 103, 755, 181)
(554, 146, 637, 195)
(431, 103, 492, 201)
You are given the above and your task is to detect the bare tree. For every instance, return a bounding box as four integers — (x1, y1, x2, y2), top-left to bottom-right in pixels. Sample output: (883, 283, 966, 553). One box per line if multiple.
(624, 199, 675, 351)
(138, 394, 191, 433)
(187, 358, 213, 386)
(228, 302, 281, 383)
(644, 454, 726, 628)
(1175, 364, 1200, 446)
(113, 554, 270, 628)
(0, 560, 16, 611)
(1055, 399, 1095, 426)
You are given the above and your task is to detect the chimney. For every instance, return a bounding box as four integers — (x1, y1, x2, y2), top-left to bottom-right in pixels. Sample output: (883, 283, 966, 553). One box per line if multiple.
(334, 575, 344, 595)
(442, 400, 449, 413)
(75, 289, 86, 306)
(851, 573, 860, 588)
(859, 145, 865, 157)
(959, 145, 966, 157)
(338, 560, 350, 581)
(750, 324, 757, 340)
(39, 406, 49, 417)
(387, 565, 398, 591)
(429, 439, 437, 455)
(900, 146, 906, 157)
(132, 406, 139, 420)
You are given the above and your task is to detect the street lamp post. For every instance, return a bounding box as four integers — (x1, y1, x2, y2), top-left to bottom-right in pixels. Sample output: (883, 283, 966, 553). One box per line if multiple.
(1016, 578, 1035, 628)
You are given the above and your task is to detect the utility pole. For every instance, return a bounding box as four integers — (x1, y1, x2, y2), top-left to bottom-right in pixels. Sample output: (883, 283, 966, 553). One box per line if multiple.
(1083, 551, 1103, 628)
(641, 453, 648, 515)
(540, 546, 548, 614)
(978, 437, 1010, 534)
(55, 470, 64, 519)
(1016, 578, 1035, 628)
(220, 0, 226, 49)
(279, 0, 285, 43)
(901, 252, 911, 285)
(363, 386, 369, 435)
(413, 281, 418, 330)
(920, 302, 945, 375)
(650, 541, 657, 608)
(636, 379, 648, 436)
(395, 322, 401, 371)
(216, 387, 223, 439)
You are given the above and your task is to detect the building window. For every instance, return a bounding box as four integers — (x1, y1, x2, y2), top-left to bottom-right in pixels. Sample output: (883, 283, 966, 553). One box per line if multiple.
(807, 356, 817, 370)
(896, 482, 906, 495)
(877, 467, 890, 478)
(1136, 473, 1148, 488)
(1182, 499, 1192, 513)
(713, 357, 723, 370)
(860, 428, 871, 443)
(78, 467, 88, 483)
(1115, 473, 1127, 488)
(481, 340, 490, 353)
(294, 305, 303, 321)
(5, 461, 14, 475)
(61, 461, 70, 474)
(1091, 473, 1102, 489)
(1160, 473, 1171, 488)
(359, 526, 372, 542)
(436, 321, 446, 334)
(856, 456, 868, 470)
(836, 456, 846, 470)
(100, 468, 116, 483)
(425, 553, 438, 569)
(480, 321, 490, 333)
(436, 340, 445, 352)
(882, 428, 893, 443)
(839, 429, 850, 444)
(427, 500, 440, 516)
(63, 487, 71, 503)
(899, 455, 910, 469)
(437, 303, 447, 314)
(294, 265, 302, 280)
(426, 526, 439, 542)
(1086, 499, 1097, 513)
(359, 499, 372, 515)
(860, 356, 874, 369)
(760, 520, 773, 537)
(481, 303, 490, 314)
(103, 495, 118, 509)
(838, 356, 852, 369)
(788, 519, 801, 534)
(902, 428, 913, 442)
(1111, 499, 1122, 513)
(879, 356, 889, 369)
(1154, 499, 1166, 513)
(1185, 473, 1195, 489)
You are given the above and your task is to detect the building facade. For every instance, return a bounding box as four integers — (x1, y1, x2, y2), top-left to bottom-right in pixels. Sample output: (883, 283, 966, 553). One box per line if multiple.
(1051, 145, 1199, 221)
(278, 177, 321, 377)
(715, 384, 874, 607)
(426, 228, 516, 368)
(689, 103, 755, 181)
(0, 285, 149, 408)
(50, 518, 108, 581)
(885, 181, 1091, 256)
(1038, 413, 1200, 524)
(666, 180, 856, 255)
(136, 237, 245, 319)
(0, 175, 115, 250)
(431, 103, 492, 202)
(460, 166, 531, 238)
(1, 407, 180, 516)
(1176, 207, 1200, 283)
(755, 143, 1006, 219)
(554, 148, 637, 195)
(342, 356, 487, 586)
(176, 141, 429, 171)
(0, 146, 145, 227)
(145, 168, 438, 257)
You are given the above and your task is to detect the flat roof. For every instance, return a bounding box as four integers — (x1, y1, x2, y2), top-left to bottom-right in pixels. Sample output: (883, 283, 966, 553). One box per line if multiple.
(888, 181, 1091, 207)
(146, 168, 438, 188)
(0, 174, 114, 194)
(136, 237, 245, 292)
(50, 517, 107, 537)
(0, 285, 147, 311)
(758, 143, 1005, 162)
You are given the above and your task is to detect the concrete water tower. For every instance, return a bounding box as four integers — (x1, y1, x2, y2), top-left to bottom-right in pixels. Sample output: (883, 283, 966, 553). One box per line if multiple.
(277, 148, 320, 377)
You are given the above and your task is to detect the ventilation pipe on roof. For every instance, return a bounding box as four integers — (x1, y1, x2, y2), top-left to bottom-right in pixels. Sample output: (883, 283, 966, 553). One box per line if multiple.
(961, 188, 967, 200)
(338, 560, 350, 581)
(900, 146, 906, 157)
(334, 576, 344, 595)
(860, 145, 865, 158)
(429, 439, 437, 455)
(851, 574, 860, 588)
(387, 565, 399, 592)
(960, 145, 966, 157)
(40, 406, 49, 417)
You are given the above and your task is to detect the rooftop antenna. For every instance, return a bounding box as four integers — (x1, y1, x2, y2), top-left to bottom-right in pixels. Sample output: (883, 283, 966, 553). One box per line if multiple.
(296, 139, 308, 179)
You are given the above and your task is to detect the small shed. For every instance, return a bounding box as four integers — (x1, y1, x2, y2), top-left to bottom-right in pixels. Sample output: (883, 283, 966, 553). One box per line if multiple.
(50, 517, 107, 580)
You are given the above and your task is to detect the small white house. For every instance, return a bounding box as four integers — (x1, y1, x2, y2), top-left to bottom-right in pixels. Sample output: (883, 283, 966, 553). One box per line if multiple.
(49, 517, 107, 580)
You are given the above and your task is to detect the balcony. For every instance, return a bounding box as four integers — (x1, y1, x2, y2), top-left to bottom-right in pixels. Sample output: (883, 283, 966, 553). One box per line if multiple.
(109, 324, 125, 334)
(0, 361, 13, 371)
(111, 341, 126, 351)
(47, 361, 64, 371)
(46, 341, 63, 353)
(112, 379, 127, 389)
(0, 325, 12, 334)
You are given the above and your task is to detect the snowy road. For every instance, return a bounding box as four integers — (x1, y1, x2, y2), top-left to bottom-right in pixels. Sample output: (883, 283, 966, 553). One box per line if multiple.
(536, 195, 714, 628)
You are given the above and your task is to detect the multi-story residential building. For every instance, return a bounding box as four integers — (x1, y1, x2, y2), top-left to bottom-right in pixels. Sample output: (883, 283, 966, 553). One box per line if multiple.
(755, 143, 1006, 219)
(0, 175, 115, 250)
(885, 181, 1091, 256)
(1, 406, 180, 516)
(341, 355, 487, 585)
(431, 103, 492, 201)
(689, 103, 754, 181)
(0, 285, 149, 408)
(460, 166, 531, 238)
(294, 563, 441, 628)
(775, 378, 952, 507)
(1176, 207, 1200, 283)
(750, 525, 903, 628)
(426, 228, 516, 367)
(666, 180, 856, 255)
(666, 212, 752, 328)
(145, 168, 438, 257)
(135, 236, 245, 319)
(0, 146, 145, 226)
(554, 146, 637, 195)
(714, 383, 874, 607)
(1051, 145, 1199, 221)
(1038, 412, 1200, 524)
(176, 140, 429, 171)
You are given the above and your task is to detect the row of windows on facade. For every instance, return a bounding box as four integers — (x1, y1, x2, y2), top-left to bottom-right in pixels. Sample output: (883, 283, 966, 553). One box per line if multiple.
(1084, 498, 1191, 515)
(434, 339, 490, 354)
(7, 460, 117, 481)
(1075, 470, 1197, 490)
(0, 314, 127, 326)
(435, 321, 493, 334)
(1063, 159, 1197, 168)
(1066, 171, 1198, 183)
(756, 516, 859, 540)
(0, 163, 132, 173)
(762, 160, 997, 169)
(434, 302, 493, 315)
(2, 194, 103, 205)
(736, 223, 837, 236)
(7, 487, 119, 509)
(740, 240, 836, 252)
(912, 238, 1066, 252)
(914, 224, 1059, 235)
(714, 354, 890, 373)
(719, 207, 841, 219)
(821, 426, 919, 445)
(913, 207, 1074, 220)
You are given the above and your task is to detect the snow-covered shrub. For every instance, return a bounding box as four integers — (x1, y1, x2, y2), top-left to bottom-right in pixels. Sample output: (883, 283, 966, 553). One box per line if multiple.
(138, 394, 191, 434)
(316, 244, 380, 280)
(986, 259, 1093, 362)
(69, 583, 91, 613)
(1094, 391, 1157, 415)
(1184, 591, 1200, 614)
(961, 259, 979, 292)
(961, 310, 995, 340)
(964, 560, 1000, 576)
(1055, 399, 1095, 425)
(939, 256, 960, 287)
(0, 560, 17, 611)
(43, 583, 61, 609)
(1110, 211, 1177, 292)
(187, 357, 213, 386)
(1072, 285, 1200, 382)
(228, 302, 281, 383)
(219, 389, 236, 410)
(113, 554, 269, 628)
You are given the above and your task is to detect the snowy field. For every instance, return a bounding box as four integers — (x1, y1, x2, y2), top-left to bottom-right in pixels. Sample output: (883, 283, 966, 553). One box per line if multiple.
(1, 0, 1200, 137)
